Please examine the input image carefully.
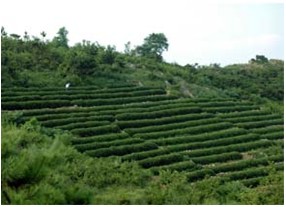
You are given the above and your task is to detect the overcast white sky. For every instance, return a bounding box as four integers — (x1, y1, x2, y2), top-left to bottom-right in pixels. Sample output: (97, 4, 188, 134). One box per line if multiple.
(0, 0, 284, 66)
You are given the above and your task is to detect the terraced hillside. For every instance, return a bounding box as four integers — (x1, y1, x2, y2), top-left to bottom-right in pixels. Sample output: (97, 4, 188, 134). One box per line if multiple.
(2, 85, 284, 187)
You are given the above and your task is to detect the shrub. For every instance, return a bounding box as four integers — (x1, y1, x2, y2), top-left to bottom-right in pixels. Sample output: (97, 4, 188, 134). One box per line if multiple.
(166, 133, 260, 153)
(191, 152, 242, 165)
(235, 118, 284, 129)
(182, 140, 272, 158)
(260, 131, 284, 140)
(117, 113, 213, 129)
(58, 121, 110, 131)
(203, 105, 259, 113)
(125, 118, 220, 135)
(74, 138, 143, 152)
(150, 160, 197, 174)
(153, 127, 247, 146)
(116, 107, 201, 121)
(71, 132, 130, 144)
(136, 122, 232, 140)
(210, 154, 283, 173)
(250, 125, 283, 134)
(85, 141, 158, 157)
(217, 110, 270, 118)
(225, 114, 281, 123)
(71, 125, 120, 137)
(121, 148, 170, 161)
(138, 153, 184, 168)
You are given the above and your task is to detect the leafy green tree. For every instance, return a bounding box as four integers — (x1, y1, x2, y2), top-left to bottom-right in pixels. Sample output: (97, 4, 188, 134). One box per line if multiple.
(53, 27, 69, 48)
(1, 26, 7, 37)
(98, 45, 117, 65)
(250, 55, 269, 64)
(124, 41, 133, 55)
(136, 33, 169, 61)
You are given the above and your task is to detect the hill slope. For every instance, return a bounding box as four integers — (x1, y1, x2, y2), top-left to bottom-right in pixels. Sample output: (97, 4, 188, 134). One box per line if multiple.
(1, 85, 283, 204)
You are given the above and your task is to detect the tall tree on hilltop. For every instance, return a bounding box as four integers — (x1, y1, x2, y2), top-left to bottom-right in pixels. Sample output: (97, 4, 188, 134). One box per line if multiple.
(53, 27, 69, 48)
(136, 33, 169, 61)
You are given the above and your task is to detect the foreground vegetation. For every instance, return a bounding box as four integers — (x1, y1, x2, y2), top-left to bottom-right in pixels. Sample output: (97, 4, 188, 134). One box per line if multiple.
(1, 118, 283, 204)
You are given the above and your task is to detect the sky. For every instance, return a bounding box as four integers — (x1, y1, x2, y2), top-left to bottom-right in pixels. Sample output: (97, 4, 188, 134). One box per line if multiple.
(0, 0, 284, 66)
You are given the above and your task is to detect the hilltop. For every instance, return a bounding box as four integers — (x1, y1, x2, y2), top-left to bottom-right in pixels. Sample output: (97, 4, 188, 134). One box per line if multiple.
(1, 27, 283, 103)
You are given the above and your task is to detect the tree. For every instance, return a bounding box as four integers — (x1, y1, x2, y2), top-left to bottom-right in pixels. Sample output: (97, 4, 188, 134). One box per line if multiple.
(136, 33, 169, 61)
(40, 31, 46, 41)
(124, 41, 132, 55)
(53, 27, 69, 48)
(1, 26, 7, 37)
(250, 55, 268, 64)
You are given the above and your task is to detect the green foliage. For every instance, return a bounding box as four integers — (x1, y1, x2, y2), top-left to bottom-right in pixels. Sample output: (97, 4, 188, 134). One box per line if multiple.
(85, 141, 158, 157)
(74, 137, 143, 152)
(136, 33, 169, 61)
(1, 121, 283, 204)
(117, 113, 213, 129)
(52, 27, 69, 48)
(136, 122, 232, 140)
(71, 124, 120, 137)
(116, 106, 201, 121)
(250, 55, 269, 64)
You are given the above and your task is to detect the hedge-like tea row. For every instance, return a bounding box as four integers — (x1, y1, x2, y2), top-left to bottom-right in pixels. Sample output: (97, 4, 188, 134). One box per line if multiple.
(225, 114, 282, 123)
(57, 120, 111, 131)
(122, 134, 268, 163)
(74, 137, 143, 152)
(116, 107, 202, 121)
(71, 95, 178, 107)
(94, 101, 197, 117)
(71, 125, 120, 137)
(216, 110, 269, 118)
(186, 98, 235, 103)
(40, 115, 114, 127)
(22, 106, 101, 117)
(182, 139, 272, 158)
(34, 111, 100, 122)
(191, 152, 242, 165)
(152, 127, 247, 146)
(186, 162, 283, 183)
(2, 100, 72, 110)
(138, 153, 184, 168)
(240, 177, 263, 187)
(235, 118, 284, 129)
(209, 154, 283, 174)
(166, 133, 260, 153)
(125, 117, 221, 135)
(85, 141, 158, 157)
(2, 86, 151, 97)
(121, 148, 170, 162)
(117, 113, 214, 129)
(2, 89, 166, 102)
(197, 101, 251, 107)
(186, 169, 216, 182)
(21, 98, 191, 117)
(225, 166, 271, 181)
(1, 85, 102, 92)
(3, 95, 177, 110)
(202, 105, 259, 113)
(136, 122, 233, 140)
(250, 125, 284, 134)
(260, 131, 284, 140)
(1, 84, 134, 92)
(150, 160, 197, 174)
(71, 132, 130, 144)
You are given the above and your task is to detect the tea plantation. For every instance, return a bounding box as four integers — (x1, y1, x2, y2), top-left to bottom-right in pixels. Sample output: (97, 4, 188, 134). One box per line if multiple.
(2, 84, 283, 190)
